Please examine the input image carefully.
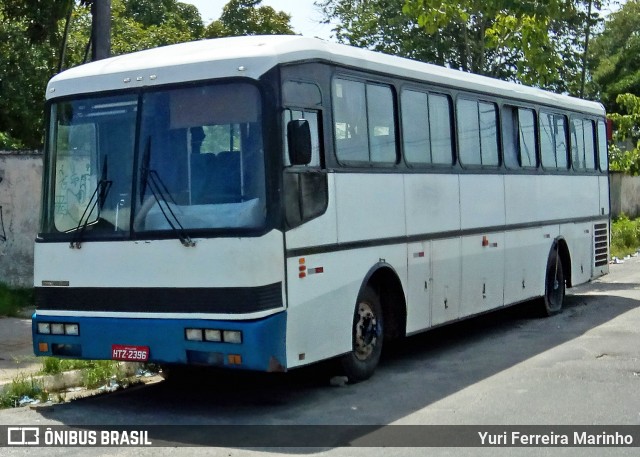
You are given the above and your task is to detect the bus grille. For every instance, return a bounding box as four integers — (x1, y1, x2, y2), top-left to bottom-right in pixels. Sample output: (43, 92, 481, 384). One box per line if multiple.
(593, 223, 609, 267)
(35, 282, 284, 314)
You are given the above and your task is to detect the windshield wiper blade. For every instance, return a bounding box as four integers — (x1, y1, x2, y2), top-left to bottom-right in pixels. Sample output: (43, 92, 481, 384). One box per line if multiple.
(70, 156, 112, 249)
(138, 138, 195, 247)
(143, 170, 195, 247)
(69, 179, 112, 249)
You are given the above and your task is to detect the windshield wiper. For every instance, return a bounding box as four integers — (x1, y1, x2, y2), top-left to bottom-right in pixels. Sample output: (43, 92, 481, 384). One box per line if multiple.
(139, 138, 195, 247)
(70, 155, 112, 249)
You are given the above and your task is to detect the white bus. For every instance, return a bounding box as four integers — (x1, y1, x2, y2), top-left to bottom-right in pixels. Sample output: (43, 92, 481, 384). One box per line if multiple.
(32, 35, 609, 382)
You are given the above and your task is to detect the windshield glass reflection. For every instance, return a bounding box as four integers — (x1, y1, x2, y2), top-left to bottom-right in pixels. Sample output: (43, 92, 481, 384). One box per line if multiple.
(43, 82, 267, 240)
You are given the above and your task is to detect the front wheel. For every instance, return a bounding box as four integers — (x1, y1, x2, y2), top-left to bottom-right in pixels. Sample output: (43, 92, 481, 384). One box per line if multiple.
(541, 248, 565, 316)
(340, 286, 383, 382)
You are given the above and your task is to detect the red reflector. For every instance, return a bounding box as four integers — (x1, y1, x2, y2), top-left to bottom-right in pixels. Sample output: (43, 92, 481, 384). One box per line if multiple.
(315, 267, 324, 274)
(482, 236, 489, 247)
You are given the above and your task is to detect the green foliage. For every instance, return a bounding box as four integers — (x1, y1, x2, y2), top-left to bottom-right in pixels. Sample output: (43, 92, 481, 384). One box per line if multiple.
(607, 93, 640, 174)
(0, 9, 57, 149)
(317, 0, 448, 64)
(590, 0, 640, 112)
(0, 284, 34, 317)
(319, 0, 603, 93)
(0, 132, 25, 150)
(611, 214, 640, 259)
(0, 0, 205, 151)
(41, 357, 94, 375)
(0, 375, 47, 409)
(205, 0, 294, 38)
(608, 144, 640, 175)
(63, 1, 205, 65)
(81, 361, 122, 389)
(41, 358, 123, 389)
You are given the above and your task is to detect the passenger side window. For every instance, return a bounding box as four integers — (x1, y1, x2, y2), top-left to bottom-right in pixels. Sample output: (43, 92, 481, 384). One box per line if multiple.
(597, 119, 609, 172)
(503, 106, 537, 169)
(401, 89, 453, 165)
(457, 98, 499, 166)
(367, 84, 396, 163)
(571, 118, 596, 171)
(333, 78, 397, 164)
(540, 112, 568, 170)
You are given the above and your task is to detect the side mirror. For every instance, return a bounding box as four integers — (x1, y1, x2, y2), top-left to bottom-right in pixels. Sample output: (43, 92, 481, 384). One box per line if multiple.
(287, 119, 312, 166)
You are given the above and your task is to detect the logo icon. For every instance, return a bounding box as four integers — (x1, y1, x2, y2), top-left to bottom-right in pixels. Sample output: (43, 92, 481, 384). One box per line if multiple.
(7, 427, 40, 445)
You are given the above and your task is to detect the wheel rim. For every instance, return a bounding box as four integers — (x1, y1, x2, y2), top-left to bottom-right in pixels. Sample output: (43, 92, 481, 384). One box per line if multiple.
(354, 301, 379, 361)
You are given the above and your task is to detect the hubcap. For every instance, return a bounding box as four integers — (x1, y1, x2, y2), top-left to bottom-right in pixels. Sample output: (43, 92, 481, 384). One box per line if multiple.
(354, 302, 378, 361)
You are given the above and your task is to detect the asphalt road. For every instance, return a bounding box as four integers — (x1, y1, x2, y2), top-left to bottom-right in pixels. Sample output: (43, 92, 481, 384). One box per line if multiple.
(1, 257, 640, 457)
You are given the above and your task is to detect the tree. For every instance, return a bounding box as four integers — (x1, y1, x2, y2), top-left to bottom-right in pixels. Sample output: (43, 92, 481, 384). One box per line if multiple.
(590, 0, 640, 112)
(318, 0, 604, 93)
(0, 2, 70, 149)
(205, 0, 295, 38)
(122, 0, 204, 39)
(608, 93, 640, 175)
(316, 0, 451, 64)
(0, 0, 205, 150)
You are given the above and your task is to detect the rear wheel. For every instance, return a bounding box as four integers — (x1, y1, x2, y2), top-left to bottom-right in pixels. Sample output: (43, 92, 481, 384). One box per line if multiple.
(541, 248, 565, 316)
(340, 286, 383, 382)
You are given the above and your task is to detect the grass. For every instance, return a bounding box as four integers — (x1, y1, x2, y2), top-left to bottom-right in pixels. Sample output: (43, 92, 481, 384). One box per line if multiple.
(0, 358, 144, 409)
(610, 214, 640, 259)
(0, 283, 33, 317)
(41, 358, 124, 389)
(0, 375, 48, 409)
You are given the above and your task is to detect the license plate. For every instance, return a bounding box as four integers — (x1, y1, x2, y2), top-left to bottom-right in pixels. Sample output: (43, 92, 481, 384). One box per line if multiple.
(111, 344, 149, 361)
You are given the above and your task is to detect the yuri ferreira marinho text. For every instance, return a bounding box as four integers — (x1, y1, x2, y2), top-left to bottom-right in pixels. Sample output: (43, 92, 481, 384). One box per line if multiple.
(478, 431, 634, 446)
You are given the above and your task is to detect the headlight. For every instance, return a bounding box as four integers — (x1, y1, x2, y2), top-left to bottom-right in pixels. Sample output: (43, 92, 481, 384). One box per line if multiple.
(37, 323, 51, 334)
(185, 328, 203, 341)
(64, 324, 79, 336)
(223, 330, 242, 344)
(204, 329, 222, 342)
(51, 323, 65, 335)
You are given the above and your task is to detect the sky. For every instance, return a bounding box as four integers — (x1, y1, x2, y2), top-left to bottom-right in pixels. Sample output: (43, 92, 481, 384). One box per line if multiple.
(183, 0, 335, 41)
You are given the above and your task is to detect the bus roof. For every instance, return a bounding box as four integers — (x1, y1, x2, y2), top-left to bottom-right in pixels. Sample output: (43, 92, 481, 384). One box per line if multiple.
(47, 35, 604, 116)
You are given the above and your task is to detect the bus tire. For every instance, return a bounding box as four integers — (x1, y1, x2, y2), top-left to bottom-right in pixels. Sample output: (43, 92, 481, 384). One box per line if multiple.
(340, 285, 383, 382)
(541, 247, 565, 316)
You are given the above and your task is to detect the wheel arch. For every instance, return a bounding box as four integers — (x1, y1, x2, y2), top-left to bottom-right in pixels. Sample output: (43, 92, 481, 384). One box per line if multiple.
(555, 237, 572, 288)
(358, 262, 407, 341)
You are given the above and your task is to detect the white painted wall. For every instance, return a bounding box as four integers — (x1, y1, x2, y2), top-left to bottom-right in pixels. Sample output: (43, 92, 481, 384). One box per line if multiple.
(0, 152, 42, 287)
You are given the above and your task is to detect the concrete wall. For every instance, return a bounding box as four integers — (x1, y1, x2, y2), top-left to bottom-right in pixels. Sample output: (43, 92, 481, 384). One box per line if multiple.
(0, 151, 42, 287)
(610, 172, 640, 219)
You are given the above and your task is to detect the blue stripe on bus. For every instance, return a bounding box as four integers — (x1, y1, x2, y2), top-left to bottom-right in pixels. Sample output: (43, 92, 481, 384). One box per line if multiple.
(32, 312, 287, 372)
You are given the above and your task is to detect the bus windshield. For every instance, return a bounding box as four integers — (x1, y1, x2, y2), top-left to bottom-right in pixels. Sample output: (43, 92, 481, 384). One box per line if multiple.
(42, 82, 267, 239)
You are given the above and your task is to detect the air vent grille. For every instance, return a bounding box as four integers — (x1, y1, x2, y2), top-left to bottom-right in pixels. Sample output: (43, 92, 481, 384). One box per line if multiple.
(594, 223, 609, 267)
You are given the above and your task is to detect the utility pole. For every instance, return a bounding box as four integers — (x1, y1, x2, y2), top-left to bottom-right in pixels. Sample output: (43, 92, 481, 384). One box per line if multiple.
(580, 0, 593, 99)
(91, 0, 111, 61)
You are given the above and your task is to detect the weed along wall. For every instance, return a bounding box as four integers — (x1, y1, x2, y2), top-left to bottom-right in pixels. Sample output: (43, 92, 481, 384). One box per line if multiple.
(0, 151, 42, 287)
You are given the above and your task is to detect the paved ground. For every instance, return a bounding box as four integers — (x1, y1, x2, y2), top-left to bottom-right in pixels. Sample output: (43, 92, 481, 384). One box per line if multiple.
(0, 311, 40, 386)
